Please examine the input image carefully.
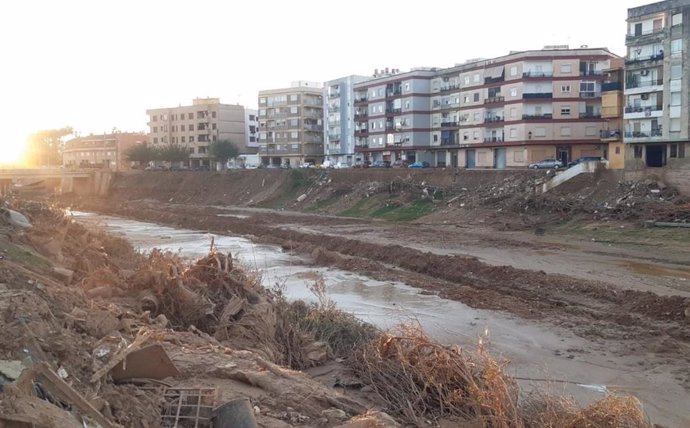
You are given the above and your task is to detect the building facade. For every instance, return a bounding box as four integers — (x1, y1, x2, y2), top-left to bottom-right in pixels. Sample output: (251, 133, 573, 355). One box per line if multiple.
(146, 98, 250, 168)
(324, 75, 369, 166)
(353, 68, 436, 164)
(625, 0, 690, 168)
(258, 82, 324, 167)
(601, 58, 625, 169)
(426, 47, 618, 168)
(63, 132, 147, 170)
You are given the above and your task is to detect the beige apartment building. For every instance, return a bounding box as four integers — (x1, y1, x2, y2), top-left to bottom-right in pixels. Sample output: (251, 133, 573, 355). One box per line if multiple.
(427, 47, 619, 168)
(258, 82, 324, 167)
(63, 132, 147, 170)
(146, 98, 249, 168)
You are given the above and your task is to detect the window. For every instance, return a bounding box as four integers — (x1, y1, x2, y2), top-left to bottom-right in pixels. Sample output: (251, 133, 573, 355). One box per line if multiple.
(463, 95, 470, 103)
(509, 128, 517, 138)
(259, 97, 267, 104)
(290, 131, 298, 138)
(212, 111, 217, 118)
(378, 88, 383, 96)
(510, 66, 518, 76)
(561, 85, 571, 93)
(673, 13, 683, 26)
(510, 88, 518, 97)
(561, 106, 571, 116)
(670, 144, 678, 158)
(473, 131, 479, 140)
(615, 146, 620, 155)
(634, 145, 643, 158)
(180, 124, 185, 131)
(433, 134, 438, 142)
(463, 132, 469, 141)
(580, 81, 596, 92)
(473, 93, 480, 102)
(290, 94, 298, 101)
(473, 74, 480, 82)
(473, 112, 480, 122)
(514, 150, 525, 162)
(672, 39, 683, 53)
(153, 126, 158, 132)
(188, 113, 193, 120)
(181, 136, 186, 143)
(560, 127, 571, 136)
(464, 76, 470, 85)
(671, 92, 681, 106)
(405, 100, 411, 109)
(290, 106, 298, 114)
(405, 83, 410, 91)
(671, 118, 681, 131)
(671, 65, 682, 79)
(190, 136, 195, 142)
(586, 127, 597, 136)
(152, 115, 158, 122)
(560, 64, 572, 74)
(534, 127, 546, 137)
(153, 137, 158, 144)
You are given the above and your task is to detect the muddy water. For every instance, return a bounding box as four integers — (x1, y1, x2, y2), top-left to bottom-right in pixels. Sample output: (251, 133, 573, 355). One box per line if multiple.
(72, 212, 688, 427)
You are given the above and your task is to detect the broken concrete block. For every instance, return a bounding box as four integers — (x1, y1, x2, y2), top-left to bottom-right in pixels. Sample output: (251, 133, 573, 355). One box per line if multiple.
(109, 344, 179, 381)
(52, 267, 74, 284)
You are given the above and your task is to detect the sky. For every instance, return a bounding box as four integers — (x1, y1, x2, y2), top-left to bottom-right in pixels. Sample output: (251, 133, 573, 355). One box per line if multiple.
(0, 0, 653, 163)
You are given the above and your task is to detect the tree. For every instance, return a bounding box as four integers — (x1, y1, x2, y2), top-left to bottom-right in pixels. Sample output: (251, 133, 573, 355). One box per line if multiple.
(26, 127, 73, 166)
(209, 140, 239, 169)
(157, 145, 190, 163)
(125, 143, 156, 164)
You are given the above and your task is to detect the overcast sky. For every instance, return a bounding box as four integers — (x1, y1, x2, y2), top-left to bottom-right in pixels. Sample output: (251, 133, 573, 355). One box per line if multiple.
(0, 0, 652, 160)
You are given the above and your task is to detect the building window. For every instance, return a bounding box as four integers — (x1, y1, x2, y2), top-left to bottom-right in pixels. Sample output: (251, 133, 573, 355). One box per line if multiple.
(190, 136, 195, 142)
(473, 74, 480, 82)
(463, 95, 470, 103)
(473, 112, 480, 122)
(561, 85, 571, 93)
(672, 65, 682, 80)
(405, 83, 410, 91)
(404, 100, 411, 109)
(510, 108, 517, 118)
(153, 126, 158, 132)
(509, 128, 517, 138)
(673, 13, 683, 26)
(188, 113, 193, 120)
(153, 137, 158, 144)
(670, 144, 679, 158)
(473, 131, 479, 140)
(290, 106, 298, 114)
(152, 115, 158, 122)
(259, 97, 267, 104)
(580, 81, 596, 93)
(672, 39, 683, 53)
(671, 118, 681, 131)
(534, 127, 546, 137)
(560, 127, 571, 136)
(634, 145, 643, 158)
(212, 123, 217, 130)
(510, 88, 518, 97)
(181, 136, 186, 143)
(560, 64, 572, 74)
(561, 106, 571, 116)
(211, 111, 217, 118)
(510, 66, 518, 76)
(464, 76, 470, 85)
(615, 146, 621, 155)
(473, 93, 480, 102)
(463, 133, 469, 141)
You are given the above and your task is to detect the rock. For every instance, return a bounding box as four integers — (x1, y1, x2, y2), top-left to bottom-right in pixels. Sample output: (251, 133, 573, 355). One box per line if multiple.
(52, 267, 74, 284)
(684, 307, 690, 319)
(321, 408, 348, 421)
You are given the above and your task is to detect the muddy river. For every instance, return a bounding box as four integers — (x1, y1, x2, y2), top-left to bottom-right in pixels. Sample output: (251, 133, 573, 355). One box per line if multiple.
(72, 211, 688, 427)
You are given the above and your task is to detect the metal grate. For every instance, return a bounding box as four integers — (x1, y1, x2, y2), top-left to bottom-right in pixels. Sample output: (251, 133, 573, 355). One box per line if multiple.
(161, 387, 216, 428)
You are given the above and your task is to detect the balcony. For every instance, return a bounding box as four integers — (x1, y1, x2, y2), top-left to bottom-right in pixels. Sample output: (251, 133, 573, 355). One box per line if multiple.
(580, 70, 604, 76)
(580, 91, 600, 98)
(484, 116, 504, 124)
(328, 91, 341, 99)
(626, 28, 664, 42)
(484, 76, 504, 85)
(522, 113, 553, 120)
(440, 121, 459, 127)
(354, 112, 368, 120)
(600, 129, 621, 140)
(328, 134, 341, 141)
(303, 124, 322, 131)
(625, 53, 664, 65)
(484, 96, 505, 104)
(579, 112, 602, 119)
(354, 96, 368, 103)
(354, 129, 369, 136)
(624, 105, 663, 119)
(439, 84, 460, 93)
(483, 136, 504, 143)
(523, 93, 553, 99)
(523, 71, 553, 78)
(625, 78, 664, 90)
(385, 89, 403, 97)
(385, 107, 402, 114)
(602, 82, 622, 92)
(625, 129, 662, 139)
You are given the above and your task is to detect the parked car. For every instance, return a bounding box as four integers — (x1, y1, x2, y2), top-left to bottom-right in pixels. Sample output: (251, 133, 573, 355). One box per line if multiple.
(408, 161, 431, 169)
(528, 159, 564, 169)
(391, 159, 409, 168)
(371, 160, 391, 168)
(353, 160, 370, 168)
(567, 156, 605, 168)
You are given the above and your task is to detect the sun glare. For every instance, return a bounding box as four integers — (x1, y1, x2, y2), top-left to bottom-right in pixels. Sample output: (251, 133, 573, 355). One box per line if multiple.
(0, 137, 28, 166)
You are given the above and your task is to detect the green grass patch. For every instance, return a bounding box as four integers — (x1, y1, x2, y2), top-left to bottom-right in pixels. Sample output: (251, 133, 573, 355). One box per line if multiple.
(338, 196, 435, 222)
(1, 237, 52, 273)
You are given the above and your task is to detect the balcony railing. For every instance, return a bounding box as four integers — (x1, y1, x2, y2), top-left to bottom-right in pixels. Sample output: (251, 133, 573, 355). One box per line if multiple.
(625, 53, 664, 65)
(303, 124, 322, 131)
(354, 112, 368, 119)
(523, 93, 553, 99)
(483, 137, 504, 143)
(484, 76, 504, 84)
(354, 96, 368, 103)
(484, 96, 505, 104)
(624, 105, 663, 113)
(602, 82, 623, 91)
(581, 70, 604, 76)
(328, 92, 341, 99)
(440, 139, 457, 146)
(385, 107, 402, 114)
(625, 129, 662, 138)
(626, 28, 664, 41)
(523, 71, 553, 78)
(484, 116, 504, 123)
(625, 78, 664, 89)
(580, 91, 600, 98)
(355, 129, 369, 136)
(385, 89, 403, 97)
(441, 121, 459, 127)
(439, 84, 460, 93)
(600, 129, 621, 139)
(522, 113, 553, 120)
(579, 112, 602, 119)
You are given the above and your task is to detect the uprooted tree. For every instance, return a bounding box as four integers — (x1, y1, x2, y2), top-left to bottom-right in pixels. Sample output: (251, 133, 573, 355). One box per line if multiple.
(25, 127, 74, 166)
(209, 140, 240, 170)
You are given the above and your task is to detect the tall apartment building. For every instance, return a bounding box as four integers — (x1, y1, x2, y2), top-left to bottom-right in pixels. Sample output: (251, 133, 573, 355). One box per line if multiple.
(258, 82, 324, 167)
(146, 98, 250, 168)
(245, 109, 260, 153)
(324, 75, 369, 166)
(601, 58, 625, 169)
(625, 0, 690, 168)
(353, 68, 436, 164)
(426, 47, 618, 168)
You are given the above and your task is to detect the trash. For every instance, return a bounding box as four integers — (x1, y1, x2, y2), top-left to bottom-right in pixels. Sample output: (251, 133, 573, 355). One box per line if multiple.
(297, 194, 307, 202)
(577, 383, 609, 394)
(90, 329, 152, 382)
(162, 387, 215, 428)
(57, 367, 69, 379)
(1, 208, 32, 229)
(213, 398, 258, 428)
(109, 344, 179, 381)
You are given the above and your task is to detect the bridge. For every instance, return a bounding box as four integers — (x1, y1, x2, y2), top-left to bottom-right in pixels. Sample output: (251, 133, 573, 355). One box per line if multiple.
(0, 168, 113, 196)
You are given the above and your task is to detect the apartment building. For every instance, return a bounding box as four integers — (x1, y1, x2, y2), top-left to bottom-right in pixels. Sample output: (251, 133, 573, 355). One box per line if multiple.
(258, 82, 324, 167)
(625, 0, 690, 168)
(601, 58, 625, 169)
(146, 98, 249, 168)
(324, 75, 369, 166)
(63, 132, 147, 170)
(353, 68, 436, 164)
(245, 109, 260, 153)
(427, 47, 618, 168)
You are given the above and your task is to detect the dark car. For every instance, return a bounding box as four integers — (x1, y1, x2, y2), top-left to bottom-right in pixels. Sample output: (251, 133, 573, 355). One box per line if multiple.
(391, 159, 409, 168)
(528, 159, 564, 169)
(408, 161, 430, 169)
(371, 160, 391, 168)
(353, 160, 371, 168)
(567, 156, 605, 168)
